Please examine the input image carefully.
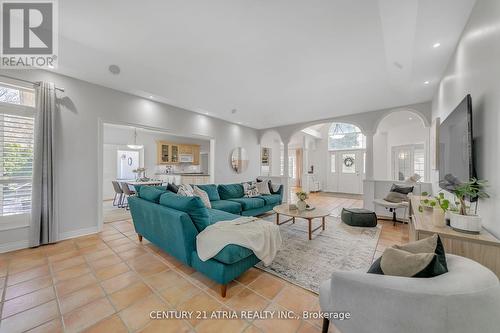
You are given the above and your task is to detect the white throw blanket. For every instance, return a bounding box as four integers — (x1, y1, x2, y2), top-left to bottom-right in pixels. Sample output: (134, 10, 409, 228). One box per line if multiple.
(196, 216, 282, 266)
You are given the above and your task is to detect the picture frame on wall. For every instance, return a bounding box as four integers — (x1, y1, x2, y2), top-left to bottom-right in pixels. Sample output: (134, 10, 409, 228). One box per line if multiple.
(430, 117, 440, 170)
(261, 147, 270, 166)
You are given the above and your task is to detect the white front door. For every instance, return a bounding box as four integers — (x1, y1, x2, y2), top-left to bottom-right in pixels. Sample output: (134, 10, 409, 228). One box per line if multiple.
(327, 150, 364, 194)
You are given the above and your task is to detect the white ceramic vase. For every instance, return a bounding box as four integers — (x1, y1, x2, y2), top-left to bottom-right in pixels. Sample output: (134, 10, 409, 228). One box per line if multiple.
(297, 200, 307, 211)
(450, 212, 482, 234)
(432, 209, 446, 228)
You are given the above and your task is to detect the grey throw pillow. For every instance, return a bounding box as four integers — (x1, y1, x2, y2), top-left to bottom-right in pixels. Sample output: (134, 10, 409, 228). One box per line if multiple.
(384, 191, 408, 203)
(380, 248, 435, 277)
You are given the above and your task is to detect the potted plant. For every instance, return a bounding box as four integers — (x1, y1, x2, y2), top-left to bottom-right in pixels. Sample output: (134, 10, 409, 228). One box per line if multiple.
(419, 193, 449, 227)
(449, 178, 489, 234)
(296, 191, 308, 211)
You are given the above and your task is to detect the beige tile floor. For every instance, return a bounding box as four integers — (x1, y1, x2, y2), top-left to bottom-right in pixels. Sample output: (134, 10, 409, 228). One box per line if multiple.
(0, 193, 408, 333)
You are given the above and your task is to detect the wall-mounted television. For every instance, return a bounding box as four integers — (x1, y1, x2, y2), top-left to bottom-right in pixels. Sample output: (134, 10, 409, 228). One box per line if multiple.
(438, 94, 476, 192)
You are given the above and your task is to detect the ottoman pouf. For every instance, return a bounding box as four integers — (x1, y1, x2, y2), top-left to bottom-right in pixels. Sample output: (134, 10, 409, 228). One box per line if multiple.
(341, 208, 377, 227)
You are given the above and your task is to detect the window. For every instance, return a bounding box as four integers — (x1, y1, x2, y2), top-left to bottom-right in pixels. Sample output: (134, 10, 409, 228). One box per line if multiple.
(328, 123, 365, 150)
(0, 83, 35, 218)
(392, 144, 425, 181)
(0, 83, 35, 107)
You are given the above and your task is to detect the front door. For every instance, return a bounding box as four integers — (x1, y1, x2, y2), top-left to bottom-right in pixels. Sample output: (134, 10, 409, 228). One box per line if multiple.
(327, 150, 364, 194)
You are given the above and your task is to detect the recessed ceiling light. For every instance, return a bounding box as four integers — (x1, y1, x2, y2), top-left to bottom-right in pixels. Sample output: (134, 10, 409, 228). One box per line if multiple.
(149, 95, 153, 99)
(108, 64, 121, 75)
(237, 122, 242, 125)
(409, 117, 413, 120)
(204, 112, 209, 115)
(433, 42, 441, 48)
(424, 81, 430, 85)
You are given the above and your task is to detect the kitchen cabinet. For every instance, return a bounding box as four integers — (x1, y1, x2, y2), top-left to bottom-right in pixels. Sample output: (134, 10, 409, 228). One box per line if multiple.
(157, 141, 200, 165)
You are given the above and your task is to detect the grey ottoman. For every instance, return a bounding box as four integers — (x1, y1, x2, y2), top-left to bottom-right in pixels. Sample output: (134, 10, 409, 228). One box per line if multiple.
(341, 208, 377, 227)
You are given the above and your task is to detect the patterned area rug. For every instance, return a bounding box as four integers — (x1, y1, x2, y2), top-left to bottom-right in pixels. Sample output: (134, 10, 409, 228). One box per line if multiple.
(256, 215, 381, 293)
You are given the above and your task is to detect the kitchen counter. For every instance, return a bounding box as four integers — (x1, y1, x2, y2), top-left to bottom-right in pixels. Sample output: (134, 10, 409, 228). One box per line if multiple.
(155, 173, 210, 185)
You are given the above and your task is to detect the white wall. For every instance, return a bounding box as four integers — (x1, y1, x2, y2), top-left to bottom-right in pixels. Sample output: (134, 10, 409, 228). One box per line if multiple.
(431, 0, 500, 237)
(0, 69, 261, 249)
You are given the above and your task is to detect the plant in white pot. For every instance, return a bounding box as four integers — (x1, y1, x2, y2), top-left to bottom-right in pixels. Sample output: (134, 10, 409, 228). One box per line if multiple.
(450, 178, 489, 234)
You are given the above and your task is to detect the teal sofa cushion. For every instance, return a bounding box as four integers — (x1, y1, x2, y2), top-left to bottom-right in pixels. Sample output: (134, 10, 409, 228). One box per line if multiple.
(159, 192, 210, 232)
(196, 184, 220, 201)
(213, 245, 254, 265)
(138, 186, 168, 203)
(218, 183, 244, 200)
(210, 200, 242, 215)
(207, 209, 240, 224)
(257, 194, 281, 206)
(228, 197, 265, 210)
(135, 185, 167, 197)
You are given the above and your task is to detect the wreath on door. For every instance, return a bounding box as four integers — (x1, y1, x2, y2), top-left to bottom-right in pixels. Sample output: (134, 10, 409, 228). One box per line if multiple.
(343, 156, 355, 167)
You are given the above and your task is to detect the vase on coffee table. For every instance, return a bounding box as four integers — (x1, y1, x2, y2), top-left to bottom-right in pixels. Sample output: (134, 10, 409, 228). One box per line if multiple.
(297, 199, 307, 211)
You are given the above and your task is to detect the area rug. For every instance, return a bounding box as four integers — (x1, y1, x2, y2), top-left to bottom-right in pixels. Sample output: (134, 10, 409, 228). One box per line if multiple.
(255, 215, 381, 293)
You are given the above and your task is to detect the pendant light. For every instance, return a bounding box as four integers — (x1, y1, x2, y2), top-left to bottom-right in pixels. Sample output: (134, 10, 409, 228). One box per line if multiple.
(331, 123, 345, 139)
(127, 128, 144, 149)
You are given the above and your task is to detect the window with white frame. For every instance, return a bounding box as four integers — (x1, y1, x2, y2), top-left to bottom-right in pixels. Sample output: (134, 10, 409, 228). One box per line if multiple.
(391, 144, 425, 181)
(328, 123, 365, 150)
(0, 83, 36, 218)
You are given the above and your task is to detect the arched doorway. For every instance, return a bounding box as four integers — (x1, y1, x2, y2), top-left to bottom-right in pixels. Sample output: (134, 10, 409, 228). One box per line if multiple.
(327, 123, 366, 194)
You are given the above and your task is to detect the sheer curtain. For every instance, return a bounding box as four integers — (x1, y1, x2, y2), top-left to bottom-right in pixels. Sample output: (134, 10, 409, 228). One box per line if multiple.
(30, 82, 57, 246)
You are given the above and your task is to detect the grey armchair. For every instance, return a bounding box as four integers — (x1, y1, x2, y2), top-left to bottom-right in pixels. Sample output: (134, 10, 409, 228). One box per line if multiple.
(319, 254, 500, 333)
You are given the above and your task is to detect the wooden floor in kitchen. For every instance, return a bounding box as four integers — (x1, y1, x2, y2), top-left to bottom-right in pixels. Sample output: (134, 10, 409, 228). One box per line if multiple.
(0, 192, 408, 333)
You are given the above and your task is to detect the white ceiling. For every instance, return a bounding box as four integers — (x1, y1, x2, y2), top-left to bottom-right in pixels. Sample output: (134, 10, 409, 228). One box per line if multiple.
(55, 0, 476, 129)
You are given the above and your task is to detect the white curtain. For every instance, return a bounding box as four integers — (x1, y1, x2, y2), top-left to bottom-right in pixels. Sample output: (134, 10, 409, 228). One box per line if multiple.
(30, 82, 57, 246)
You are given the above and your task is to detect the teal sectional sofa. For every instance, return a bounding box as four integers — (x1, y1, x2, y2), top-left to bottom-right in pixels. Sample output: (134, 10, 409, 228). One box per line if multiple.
(128, 182, 283, 297)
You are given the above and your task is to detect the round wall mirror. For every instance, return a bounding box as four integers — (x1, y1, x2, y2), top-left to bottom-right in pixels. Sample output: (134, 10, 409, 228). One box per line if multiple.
(230, 147, 249, 173)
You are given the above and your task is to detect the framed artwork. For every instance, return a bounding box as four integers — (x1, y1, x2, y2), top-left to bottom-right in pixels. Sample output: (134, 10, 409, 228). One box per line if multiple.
(430, 117, 440, 170)
(261, 147, 271, 166)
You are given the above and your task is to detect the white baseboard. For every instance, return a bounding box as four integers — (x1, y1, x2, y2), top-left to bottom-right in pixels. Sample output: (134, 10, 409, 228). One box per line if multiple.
(58, 226, 100, 241)
(0, 240, 30, 253)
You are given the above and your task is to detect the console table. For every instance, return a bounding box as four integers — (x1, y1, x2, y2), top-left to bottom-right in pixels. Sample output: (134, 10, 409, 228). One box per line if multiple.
(409, 196, 500, 278)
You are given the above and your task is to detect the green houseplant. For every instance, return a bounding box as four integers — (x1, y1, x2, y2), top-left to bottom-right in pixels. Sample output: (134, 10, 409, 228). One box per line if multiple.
(449, 178, 489, 233)
(419, 193, 450, 227)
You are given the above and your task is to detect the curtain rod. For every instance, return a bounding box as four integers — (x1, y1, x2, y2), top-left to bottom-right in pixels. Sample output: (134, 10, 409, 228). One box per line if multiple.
(0, 74, 65, 92)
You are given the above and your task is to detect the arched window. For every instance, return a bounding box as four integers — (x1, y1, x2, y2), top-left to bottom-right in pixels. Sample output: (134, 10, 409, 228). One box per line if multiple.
(328, 123, 365, 150)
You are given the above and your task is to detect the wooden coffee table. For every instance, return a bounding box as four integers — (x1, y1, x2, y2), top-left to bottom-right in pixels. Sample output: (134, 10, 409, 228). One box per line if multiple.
(273, 204, 330, 240)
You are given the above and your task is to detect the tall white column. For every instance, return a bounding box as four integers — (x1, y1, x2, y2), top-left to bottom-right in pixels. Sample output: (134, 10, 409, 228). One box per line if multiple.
(283, 141, 289, 203)
(364, 131, 374, 180)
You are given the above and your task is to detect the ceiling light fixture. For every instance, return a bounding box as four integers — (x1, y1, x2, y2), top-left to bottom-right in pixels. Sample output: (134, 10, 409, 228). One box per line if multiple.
(149, 95, 153, 99)
(424, 81, 430, 85)
(330, 123, 345, 139)
(127, 128, 144, 150)
(433, 42, 441, 48)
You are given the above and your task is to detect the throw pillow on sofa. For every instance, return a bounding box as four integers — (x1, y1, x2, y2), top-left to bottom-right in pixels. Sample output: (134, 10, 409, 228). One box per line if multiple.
(243, 182, 260, 197)
(138, 186, 167, 203)
(380, 248, 435, 277)
(167, 183, 179, 193)
(194, 186, 212, 208)
(178, 184, 194, 196)
(256, 180, 271, 195)
(368, 234, 448, 277)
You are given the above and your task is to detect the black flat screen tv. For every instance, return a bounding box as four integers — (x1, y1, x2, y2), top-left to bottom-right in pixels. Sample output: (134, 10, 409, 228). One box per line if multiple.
(438, 94, 476, 192)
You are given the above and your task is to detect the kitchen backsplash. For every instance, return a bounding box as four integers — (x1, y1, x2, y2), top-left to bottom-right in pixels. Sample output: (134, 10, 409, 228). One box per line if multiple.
(155, 164, 201, 174)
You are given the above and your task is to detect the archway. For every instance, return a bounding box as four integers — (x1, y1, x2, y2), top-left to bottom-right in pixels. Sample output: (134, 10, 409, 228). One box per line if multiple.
(373, 110, 429, 181)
